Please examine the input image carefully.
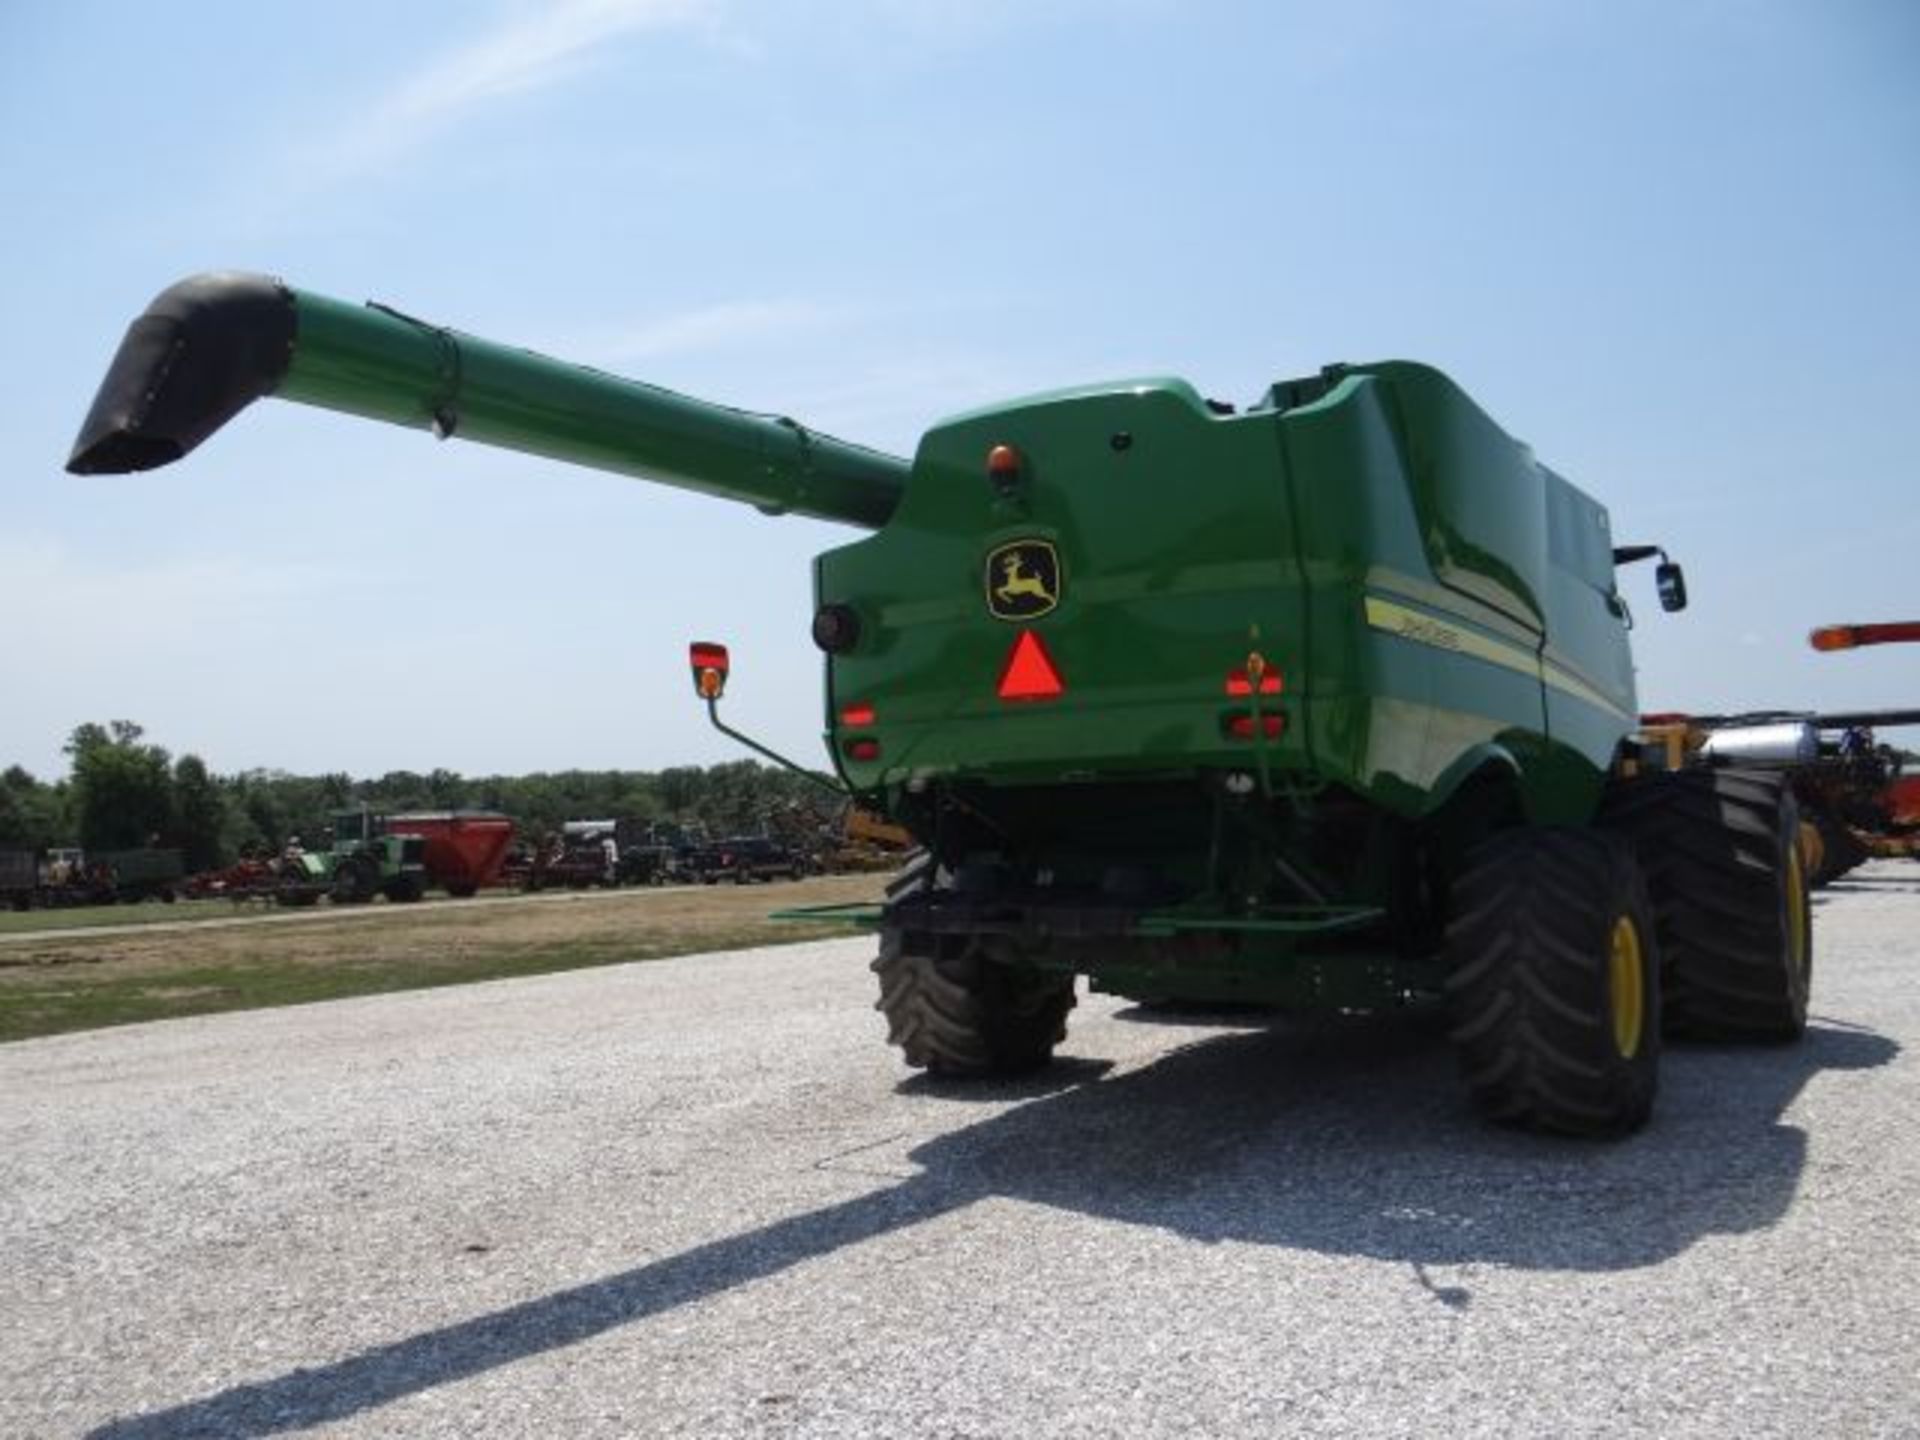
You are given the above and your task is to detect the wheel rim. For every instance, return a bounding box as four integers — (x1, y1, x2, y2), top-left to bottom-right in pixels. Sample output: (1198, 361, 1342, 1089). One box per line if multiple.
(1608, 915, 1645, 1059)
(1786, 841, 1809, 980)
(1798, 821, 1823, 881)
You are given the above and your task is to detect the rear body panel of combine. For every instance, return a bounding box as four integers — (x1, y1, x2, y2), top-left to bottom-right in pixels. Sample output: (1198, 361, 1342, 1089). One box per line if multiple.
(817, 363, 1638, 1004)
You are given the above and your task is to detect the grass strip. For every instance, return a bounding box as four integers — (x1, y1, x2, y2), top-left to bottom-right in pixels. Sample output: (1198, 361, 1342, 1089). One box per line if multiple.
(0, 900, 240, 936)
(0, 920, 862, 1044)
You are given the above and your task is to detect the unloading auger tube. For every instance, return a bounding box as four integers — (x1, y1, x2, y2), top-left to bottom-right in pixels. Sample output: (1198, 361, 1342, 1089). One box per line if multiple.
(66, 272, 909, 529)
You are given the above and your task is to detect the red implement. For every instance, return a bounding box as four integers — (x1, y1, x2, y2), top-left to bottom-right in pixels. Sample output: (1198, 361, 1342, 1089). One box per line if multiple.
(384, 812, 516, 897)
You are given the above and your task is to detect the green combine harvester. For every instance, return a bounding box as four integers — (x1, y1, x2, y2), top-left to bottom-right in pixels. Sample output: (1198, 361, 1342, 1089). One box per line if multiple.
(70, 273, 1811, 1135)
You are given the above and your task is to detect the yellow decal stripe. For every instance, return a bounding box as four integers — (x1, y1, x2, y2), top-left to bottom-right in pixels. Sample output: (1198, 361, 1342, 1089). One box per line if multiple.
(1364, 595, 1632, 722)
(1364, 596, 1537, 680)
(1541, 655, 1632, 720)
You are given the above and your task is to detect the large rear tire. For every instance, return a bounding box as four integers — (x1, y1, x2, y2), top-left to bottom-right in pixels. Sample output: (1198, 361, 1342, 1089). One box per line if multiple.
(331, 858, 378, 904)
(1444, 828, 1660, 1137)
(871, 855, 1076, 1076)
(1604, 769, 1810, 1040)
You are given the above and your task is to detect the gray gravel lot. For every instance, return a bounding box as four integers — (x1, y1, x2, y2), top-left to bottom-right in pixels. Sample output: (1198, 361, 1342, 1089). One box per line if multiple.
(3, 863, 1917, 1438)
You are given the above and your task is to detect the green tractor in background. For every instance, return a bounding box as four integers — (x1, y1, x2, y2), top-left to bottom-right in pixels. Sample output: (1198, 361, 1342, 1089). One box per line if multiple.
(321, 809, 429, 904)
(69, 274, 1811, 1136)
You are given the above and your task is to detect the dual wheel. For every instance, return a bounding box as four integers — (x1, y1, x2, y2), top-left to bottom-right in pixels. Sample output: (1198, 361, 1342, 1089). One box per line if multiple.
(1447, 769, 1811, 1136)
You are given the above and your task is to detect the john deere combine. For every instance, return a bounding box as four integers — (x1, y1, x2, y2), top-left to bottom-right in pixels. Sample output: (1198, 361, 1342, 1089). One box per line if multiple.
(69, 273, 1810, 1135)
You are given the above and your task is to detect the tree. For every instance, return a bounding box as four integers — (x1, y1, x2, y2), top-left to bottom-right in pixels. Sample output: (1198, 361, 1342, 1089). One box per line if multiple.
(169, 754, 228, 871)
(65, 721, 173, 851)
(0, 766, 66, 851)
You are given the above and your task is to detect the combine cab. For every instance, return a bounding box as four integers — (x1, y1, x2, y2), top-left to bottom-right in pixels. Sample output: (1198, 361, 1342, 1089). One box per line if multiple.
(68, 273, 1816, 1135)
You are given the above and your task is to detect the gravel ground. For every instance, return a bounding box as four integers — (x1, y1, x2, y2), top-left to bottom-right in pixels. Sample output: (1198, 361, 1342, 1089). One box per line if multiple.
(2, 862, 1916, 1438)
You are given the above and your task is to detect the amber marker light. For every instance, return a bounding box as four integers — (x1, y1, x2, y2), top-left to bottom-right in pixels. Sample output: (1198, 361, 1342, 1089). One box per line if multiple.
(1811, 622, 1920, 652)
(688, 641, 730, 699)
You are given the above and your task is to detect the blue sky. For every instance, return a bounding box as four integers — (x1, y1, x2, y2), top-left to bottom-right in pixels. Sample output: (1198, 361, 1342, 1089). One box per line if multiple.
(2, 0, 1916, 780)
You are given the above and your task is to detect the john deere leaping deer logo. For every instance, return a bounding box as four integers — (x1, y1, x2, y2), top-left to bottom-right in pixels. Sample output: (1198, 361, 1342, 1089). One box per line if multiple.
(985, 539, 1062, 621)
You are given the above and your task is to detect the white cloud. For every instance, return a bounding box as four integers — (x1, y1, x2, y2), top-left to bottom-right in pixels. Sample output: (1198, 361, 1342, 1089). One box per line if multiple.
(302, 0, 716, 184)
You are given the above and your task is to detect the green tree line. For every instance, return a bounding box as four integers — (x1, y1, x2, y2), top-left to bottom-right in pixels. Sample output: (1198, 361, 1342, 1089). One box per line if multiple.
(0, 721, 838, 871)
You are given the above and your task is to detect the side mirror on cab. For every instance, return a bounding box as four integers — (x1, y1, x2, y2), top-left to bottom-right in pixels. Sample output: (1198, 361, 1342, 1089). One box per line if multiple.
(1612, 544, 1688, 614)
(1655, 559, 1688, 612)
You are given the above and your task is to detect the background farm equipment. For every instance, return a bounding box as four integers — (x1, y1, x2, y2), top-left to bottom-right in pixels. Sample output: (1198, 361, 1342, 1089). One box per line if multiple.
(524, 821, 623, 890)
(381, 811, 514, 897)
(91, 848, 186, 902)
(317, 809, 429, 903)
(1629, 622, 1920, 885)
(696, 835, 808, 884)
(1800, 621, 1920, 879)
(182, 856, 281, 904)
(1634, 714, 1917, 885)
(821, 804, 915, 873)
(614, 843, 678, 886)
(273, 851, 332, 907)
(0, 846, 182, 909)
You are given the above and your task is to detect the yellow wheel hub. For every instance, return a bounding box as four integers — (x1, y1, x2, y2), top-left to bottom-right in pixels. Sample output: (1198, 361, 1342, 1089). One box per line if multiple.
(1608, 915, 1646, 1060)
(1786, 842, 1809, 979)
(1798, 821, 1823, 881)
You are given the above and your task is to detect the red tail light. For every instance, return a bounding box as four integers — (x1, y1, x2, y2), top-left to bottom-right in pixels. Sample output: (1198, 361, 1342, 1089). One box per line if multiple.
(1224, 713, 1285, 741)
(1225, 668, 1282, 696)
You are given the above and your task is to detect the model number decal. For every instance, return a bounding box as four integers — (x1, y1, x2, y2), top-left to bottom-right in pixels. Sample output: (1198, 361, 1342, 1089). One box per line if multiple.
(1389, 609, 1462, 651)
(1364, 595, 1630, 721)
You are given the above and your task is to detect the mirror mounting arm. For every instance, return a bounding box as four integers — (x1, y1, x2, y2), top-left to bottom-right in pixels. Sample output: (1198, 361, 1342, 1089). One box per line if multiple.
(701, 696, 847, 797)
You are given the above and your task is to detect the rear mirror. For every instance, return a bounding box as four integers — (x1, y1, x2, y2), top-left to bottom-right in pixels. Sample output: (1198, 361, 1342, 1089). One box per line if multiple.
(1656, 561, 1688, 612)
(1615, 542, 1688, 613)
(689, 640, 730, 700)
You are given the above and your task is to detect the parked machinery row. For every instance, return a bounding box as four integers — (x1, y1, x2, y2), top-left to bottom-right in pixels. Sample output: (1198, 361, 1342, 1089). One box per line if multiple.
(3, 801, 870, 915)
(511, 818, 820, 891)
(0, 846, 185, 910)
(183, 810, 516, 907)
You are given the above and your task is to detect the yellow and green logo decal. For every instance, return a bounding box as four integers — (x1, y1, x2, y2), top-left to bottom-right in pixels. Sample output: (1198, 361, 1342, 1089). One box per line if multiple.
(986, 540, 1062, 621)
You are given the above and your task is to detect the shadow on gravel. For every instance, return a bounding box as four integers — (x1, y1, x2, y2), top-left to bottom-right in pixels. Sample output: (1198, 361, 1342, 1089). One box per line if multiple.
(1825, 874, 1920, 896)
(92, 1013, 1897, 1438)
